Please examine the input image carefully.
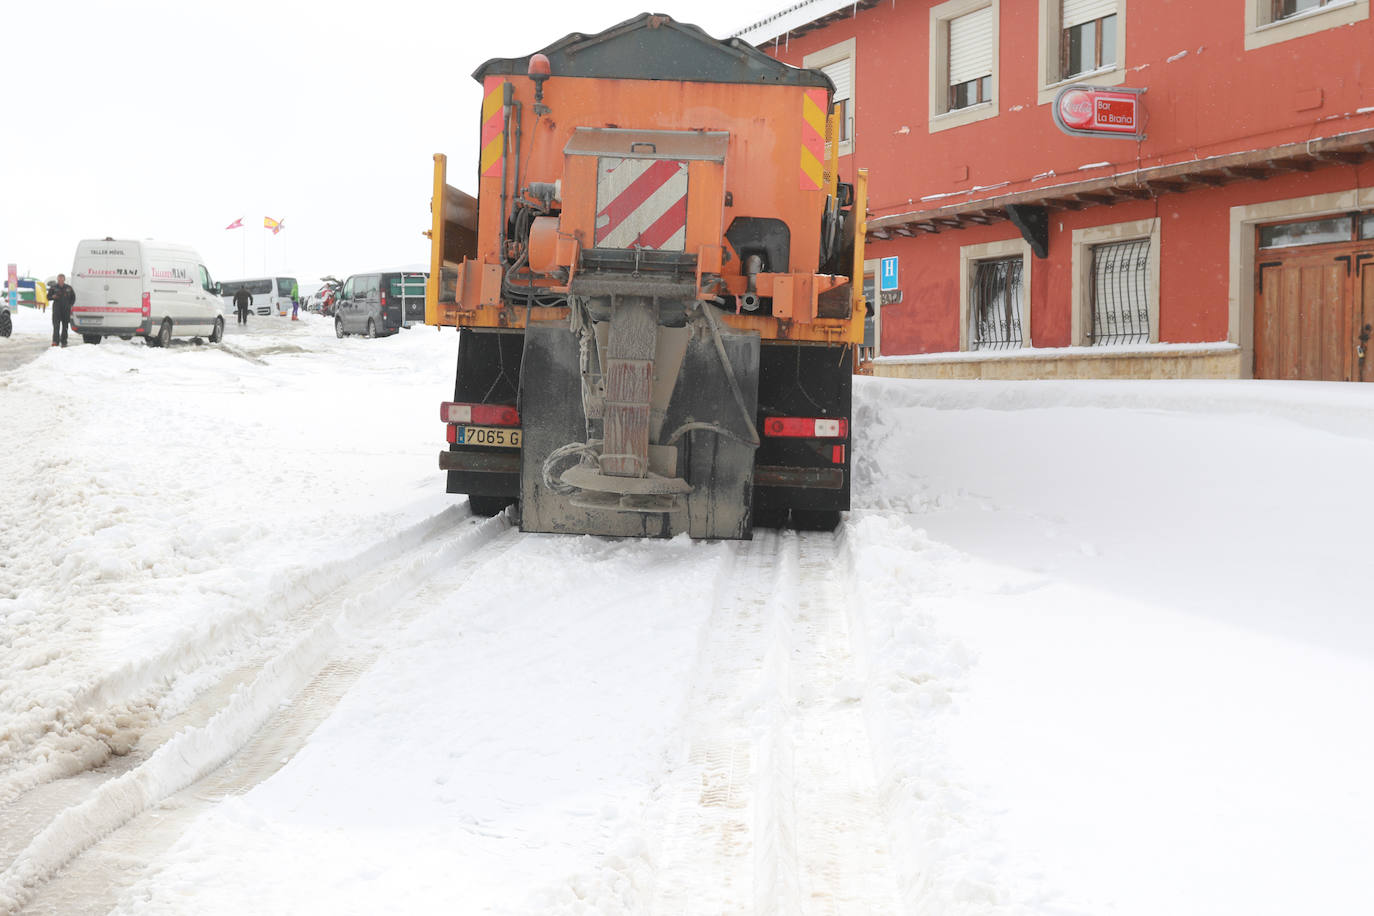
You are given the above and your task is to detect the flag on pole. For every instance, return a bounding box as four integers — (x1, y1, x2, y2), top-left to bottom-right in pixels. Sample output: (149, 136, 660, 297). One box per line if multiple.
(225, 217, 244, 230)
(264, 216, 284, 235)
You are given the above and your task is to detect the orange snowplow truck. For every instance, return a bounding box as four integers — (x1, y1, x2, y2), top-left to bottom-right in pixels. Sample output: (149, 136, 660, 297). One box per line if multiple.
(427, 13, 867, 539)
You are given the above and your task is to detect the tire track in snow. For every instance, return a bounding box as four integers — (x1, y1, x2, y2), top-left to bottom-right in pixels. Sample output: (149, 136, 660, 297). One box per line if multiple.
(646, 531, 780, 913)
(0, 504, 471, 807)
(0, 512, 516, 915)
(789, 530, 903, 913)
(644, 528, 900, 914)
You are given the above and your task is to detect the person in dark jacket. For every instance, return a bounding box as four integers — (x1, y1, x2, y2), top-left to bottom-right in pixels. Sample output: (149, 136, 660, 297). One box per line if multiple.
(49, 274, 75, 347)
(232, 286, 252, 325)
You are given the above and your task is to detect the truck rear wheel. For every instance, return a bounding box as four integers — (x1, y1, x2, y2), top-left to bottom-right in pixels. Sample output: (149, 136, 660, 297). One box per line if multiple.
(468, 495, 514, 517)
(790, 509, 841, 532)
(156, 318, 173, 348)
(751, 506, 789, 530)
(0, 312, 10, 337)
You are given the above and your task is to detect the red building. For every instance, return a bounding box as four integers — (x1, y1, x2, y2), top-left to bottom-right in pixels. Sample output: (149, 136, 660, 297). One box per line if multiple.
(739, 0, 1374, 380)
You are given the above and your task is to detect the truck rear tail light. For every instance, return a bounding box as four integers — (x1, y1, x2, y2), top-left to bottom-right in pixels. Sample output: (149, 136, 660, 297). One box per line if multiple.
(762, 416, 848, 438)
(440, 402, 520, 426)
(141, 292, 151, 319)
(381, 290, 388, 308)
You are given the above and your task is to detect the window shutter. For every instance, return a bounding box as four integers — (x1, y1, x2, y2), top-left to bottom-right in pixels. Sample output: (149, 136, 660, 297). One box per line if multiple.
(948, 7, 993, 86)
(821, 58, 852, 102)
(1062, 0, 1117, 28)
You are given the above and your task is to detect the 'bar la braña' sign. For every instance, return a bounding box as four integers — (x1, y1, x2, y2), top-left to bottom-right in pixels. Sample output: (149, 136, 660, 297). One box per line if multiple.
(1053, 86, 1146, 140)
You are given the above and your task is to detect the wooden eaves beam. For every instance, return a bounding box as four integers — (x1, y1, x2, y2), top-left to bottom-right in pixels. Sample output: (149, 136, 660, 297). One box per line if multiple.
(865, 126, 1374, 239)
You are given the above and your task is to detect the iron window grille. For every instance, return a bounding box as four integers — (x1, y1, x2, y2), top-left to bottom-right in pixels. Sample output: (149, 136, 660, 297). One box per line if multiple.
(971, 256, 1024, 350)
(1088, 237, 1151, 346)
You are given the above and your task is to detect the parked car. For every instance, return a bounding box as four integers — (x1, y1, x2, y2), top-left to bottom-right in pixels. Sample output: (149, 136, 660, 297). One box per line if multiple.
(333, 270, 427, 338)
(69, 238, 224, 346)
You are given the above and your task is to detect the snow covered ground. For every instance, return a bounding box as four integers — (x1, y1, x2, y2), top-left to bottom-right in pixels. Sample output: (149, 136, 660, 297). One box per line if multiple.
(1, 302, 1372, 915)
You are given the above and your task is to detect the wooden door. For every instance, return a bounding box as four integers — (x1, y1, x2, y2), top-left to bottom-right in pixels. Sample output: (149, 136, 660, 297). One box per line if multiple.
(1253, 243, 1374, 382)
(1358, 249, 1374, 382)
(1255, 250, 1348, 380)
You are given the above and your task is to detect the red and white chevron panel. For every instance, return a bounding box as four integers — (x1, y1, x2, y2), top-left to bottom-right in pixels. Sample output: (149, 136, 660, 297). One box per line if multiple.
(594, 157, 689, 251)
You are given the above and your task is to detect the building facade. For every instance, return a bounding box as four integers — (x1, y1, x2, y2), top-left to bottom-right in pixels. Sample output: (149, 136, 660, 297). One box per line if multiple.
(739, 0, 1374, 381)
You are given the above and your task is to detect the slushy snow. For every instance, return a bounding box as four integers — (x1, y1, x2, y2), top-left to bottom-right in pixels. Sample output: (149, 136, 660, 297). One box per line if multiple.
(1, 301, 1371, 914)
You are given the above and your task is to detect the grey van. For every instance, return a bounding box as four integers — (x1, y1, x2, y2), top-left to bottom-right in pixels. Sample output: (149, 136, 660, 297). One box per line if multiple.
(333, 271, 427, 338)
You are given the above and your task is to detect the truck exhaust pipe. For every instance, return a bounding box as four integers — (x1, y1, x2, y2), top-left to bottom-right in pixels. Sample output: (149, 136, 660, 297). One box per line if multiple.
(741, 253, 763, 311)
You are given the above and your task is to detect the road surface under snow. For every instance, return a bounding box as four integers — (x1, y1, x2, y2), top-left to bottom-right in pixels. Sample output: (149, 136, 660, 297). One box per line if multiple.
(1, 304, 1372, 915)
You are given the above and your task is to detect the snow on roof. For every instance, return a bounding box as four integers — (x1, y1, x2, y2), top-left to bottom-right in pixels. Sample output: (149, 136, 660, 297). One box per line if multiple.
(732, 0, 866, 46)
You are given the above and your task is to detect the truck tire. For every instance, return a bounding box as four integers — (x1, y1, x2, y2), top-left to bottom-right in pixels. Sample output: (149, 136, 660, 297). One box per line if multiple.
(209, 316, 224, 343)
(0, 312, 11, 338)
(790, 509, 840, 532)
(751, 506, 789, 530)
(335, 317, 346, 338)
(156, 318, 173, 348)
(366, 319, 377, 339)
(82, 334, 102, 345)
(468, 495, 514, 517)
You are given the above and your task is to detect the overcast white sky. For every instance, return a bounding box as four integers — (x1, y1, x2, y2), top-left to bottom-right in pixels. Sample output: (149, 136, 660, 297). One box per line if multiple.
(2, 0, 781, 290)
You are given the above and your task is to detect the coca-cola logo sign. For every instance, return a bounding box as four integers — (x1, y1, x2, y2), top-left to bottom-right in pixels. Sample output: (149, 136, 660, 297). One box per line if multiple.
(1058, 89, 1096, 130)
(1053, 85, 1146, 140)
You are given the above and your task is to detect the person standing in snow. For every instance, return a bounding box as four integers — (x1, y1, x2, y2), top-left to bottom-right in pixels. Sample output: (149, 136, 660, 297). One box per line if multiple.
(233, 285, 252, 325)
(49, 274, 74, 347)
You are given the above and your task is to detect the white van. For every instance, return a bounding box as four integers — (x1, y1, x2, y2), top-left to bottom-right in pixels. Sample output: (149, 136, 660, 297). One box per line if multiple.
(219, 276, 297, 317)
(69, 239, 225, 347)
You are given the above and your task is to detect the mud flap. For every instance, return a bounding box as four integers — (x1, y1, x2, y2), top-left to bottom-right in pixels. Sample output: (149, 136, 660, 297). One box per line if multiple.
(519, 317, 760, 539)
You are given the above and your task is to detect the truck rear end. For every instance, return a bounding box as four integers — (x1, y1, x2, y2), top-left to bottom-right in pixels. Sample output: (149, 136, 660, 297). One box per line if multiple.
(428, 13, 866, 539)
(70, 239, 148, 338)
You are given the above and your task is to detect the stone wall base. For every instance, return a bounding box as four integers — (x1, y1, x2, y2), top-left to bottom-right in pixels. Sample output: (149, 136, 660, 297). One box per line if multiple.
(863, 347, 1243, 380)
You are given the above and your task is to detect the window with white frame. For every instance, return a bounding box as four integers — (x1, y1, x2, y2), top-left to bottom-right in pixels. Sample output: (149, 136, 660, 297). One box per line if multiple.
(1269, 0, 1338, 22)
(803, 38, 855, 158)
(948, 8, 994, 111)
(1037, 0, 1126, 104)
(1071, 218, 1160, 347)
(930, 0, 999, 132)
(1062, 0, 1117, 77)
(1245, 0, 1369, 49)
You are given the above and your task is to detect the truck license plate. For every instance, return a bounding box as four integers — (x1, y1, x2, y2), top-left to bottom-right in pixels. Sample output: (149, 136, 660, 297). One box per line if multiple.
(456, 425, 522, 448)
